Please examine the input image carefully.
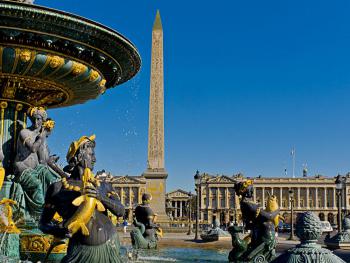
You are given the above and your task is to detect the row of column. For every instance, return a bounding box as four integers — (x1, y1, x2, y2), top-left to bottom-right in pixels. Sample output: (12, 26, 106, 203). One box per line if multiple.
(254, 187, 337, 209)
(203, 187, 234, 209)
(173, 200, 187, 218)
(119, 187, 141, 207)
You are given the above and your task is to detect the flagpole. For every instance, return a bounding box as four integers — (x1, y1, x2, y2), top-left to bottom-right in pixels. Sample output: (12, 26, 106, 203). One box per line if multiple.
(292, 148, 295, 178)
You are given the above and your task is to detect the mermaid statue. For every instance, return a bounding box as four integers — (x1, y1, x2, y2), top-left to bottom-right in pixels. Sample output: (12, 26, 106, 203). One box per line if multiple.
(130, 193, 162, 249)
(39, 135, 125, 262)
(228, 180, 281, 263)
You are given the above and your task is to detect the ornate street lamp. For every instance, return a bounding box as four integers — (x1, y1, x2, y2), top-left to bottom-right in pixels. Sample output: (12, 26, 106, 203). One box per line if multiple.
(233, 190, 237, 225)
(335, 175, 344, 233)
(288, 189, 295, 240)
(187, 192, 192, 235)
(194, 170, 201, 241)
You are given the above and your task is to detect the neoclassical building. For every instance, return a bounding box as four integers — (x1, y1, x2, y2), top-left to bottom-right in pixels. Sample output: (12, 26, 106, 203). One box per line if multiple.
(97, 172, 147, 220)
(165, 189, 192, 221)
(197, 173, 350, 225)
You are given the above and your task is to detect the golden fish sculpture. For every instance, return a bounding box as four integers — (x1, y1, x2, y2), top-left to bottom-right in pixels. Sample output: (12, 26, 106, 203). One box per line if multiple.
(265, 194, 283, 228)
(0, 198, 20, 234)
(64, 168, 105, 236)
(0, 166, 4, 190)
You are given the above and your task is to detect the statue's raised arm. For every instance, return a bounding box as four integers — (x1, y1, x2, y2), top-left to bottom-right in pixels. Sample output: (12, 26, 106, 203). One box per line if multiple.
(13, 107, 59, 221)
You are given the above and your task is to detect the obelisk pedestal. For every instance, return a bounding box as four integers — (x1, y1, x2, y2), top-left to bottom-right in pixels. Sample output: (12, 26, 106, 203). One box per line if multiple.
(143, 169, 168, 222)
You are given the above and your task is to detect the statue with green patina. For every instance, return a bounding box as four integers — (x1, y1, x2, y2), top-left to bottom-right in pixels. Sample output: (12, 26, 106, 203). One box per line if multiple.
(325, 216, 350, 249)
(228, 180, 281, 263)
(13, 107, 60, 222)
(130, 193, 161, 249)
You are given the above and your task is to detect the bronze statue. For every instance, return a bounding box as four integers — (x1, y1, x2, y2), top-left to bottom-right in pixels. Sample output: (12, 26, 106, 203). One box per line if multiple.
(14, 107, 59, 220)
(130, 193, 162, 249)
(228, 180, 280, 263)
(39, 135, 125, 262)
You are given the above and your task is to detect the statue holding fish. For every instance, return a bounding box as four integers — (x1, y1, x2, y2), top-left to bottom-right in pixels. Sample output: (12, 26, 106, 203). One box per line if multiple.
(228, 180, 281, 263)
(39, 135, 125, 263)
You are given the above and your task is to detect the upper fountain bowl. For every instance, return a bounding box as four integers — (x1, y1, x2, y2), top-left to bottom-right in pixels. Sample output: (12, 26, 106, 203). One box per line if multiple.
(0, 0, 141, 108)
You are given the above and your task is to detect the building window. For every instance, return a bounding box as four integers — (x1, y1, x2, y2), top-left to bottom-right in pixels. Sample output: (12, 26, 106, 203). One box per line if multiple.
(299, 199, 304, 207)
(204, 213, 208, 221)
(212, 198, 216, 208)
(282, 199, 287, 207)
(309, 199, 313, 207)
(230, 197, 234, 207)
(220, 198, 225, 208)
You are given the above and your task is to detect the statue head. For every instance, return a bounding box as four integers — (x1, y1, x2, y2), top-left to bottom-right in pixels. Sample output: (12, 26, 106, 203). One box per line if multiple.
(142, 193, 152, 205)
(234, 180, 253, 198)
(66, 135, 96, 171)
(28, 107, 47, 129)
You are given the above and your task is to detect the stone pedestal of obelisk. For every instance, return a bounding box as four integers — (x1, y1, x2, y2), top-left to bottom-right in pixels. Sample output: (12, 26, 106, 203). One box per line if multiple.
(143, 10, 168, 222)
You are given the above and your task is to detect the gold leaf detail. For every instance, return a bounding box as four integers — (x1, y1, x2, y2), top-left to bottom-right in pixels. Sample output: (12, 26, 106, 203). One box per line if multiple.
(48, 55, 64, 69)
(0, 102, 8, 109)
(16, 103, 23, 111)
(89, 70, 100, 82)
(72, 62, 87, 75)
(19, 49, 31, 63)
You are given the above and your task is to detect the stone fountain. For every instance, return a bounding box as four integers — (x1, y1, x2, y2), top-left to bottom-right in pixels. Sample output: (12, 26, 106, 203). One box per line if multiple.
(0, 0, 140, 261)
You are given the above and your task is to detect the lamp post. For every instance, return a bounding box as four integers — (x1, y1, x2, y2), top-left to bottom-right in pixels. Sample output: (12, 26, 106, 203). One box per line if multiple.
(336, 175, 344, 233)
(187, 192, 192, 235)
(288, 189, 295, 240)
(233, 190, 237, 225)
(194, 170, 201, 241)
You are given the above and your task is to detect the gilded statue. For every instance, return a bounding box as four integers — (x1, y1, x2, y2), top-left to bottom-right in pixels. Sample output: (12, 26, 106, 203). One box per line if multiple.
(39, 135, 125, 263)
(228, 180, 281, 263)
(0, 198, 20, 234)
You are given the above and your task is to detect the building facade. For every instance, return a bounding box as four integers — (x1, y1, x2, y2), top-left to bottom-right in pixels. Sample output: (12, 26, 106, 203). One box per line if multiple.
(97, 172, 147, 221)
(165, 189, 192, 221)
(197, 173, 350, 225)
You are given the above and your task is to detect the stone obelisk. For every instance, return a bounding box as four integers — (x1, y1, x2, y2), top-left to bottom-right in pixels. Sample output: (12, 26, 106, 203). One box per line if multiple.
(143, 10, 168, 221)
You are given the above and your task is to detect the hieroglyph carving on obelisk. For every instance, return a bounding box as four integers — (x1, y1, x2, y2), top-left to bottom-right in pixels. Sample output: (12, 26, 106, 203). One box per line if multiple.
(147, 10, 165, 171)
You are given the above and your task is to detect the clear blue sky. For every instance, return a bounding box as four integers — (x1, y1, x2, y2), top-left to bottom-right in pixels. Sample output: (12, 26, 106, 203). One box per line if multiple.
(36, 0, 350, 192)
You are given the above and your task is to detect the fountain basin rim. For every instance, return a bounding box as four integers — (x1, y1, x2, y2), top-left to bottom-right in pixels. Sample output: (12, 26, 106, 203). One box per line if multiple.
(0, 0, 141, 88)
(0, 0, 138, 53)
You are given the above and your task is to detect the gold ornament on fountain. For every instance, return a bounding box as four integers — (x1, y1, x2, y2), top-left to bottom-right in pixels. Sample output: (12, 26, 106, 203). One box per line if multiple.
(89, 70, 100, 82)
(48, 55, 64, 69)
(0, 198, 20, 234)
(72, 62, 87, 75)
(43, 119, 55, 131)
(19, 49, 32, 63)
(99, 79, 106, 88)
(0, 101, 8, 109)
(16, 103, 23, 112)
(0, 165, 5, 190)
